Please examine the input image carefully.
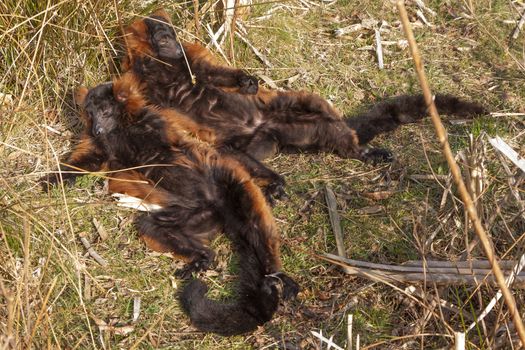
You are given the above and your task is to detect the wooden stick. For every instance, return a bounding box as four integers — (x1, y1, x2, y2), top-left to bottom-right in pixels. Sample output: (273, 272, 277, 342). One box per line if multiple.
(347, 314, 353, 350)
(193, 0, 200, 38)
(455, 332, 465, 350)
(323, 253, 525, 276)
(319, 254, 525, 287)
(374, 28, 384, 69)
(404, 259, 520, 270)
(325, 187, 351, 274)
(79, 233, 108, 266)
(489, 136, 525, 172)
(396, 1, 525, 344)
(512, 8, 525, 40)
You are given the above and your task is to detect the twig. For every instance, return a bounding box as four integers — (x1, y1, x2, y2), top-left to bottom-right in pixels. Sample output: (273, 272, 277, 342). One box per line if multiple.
(320, 254, 525, 287)
(323, 253, 525, 275)
(334, 23, 363, 37)
(311, 330, 344, 350)
(347, 314, 353, 350)
(374, 28, 384, 69)
(229, 0, 240, 64)
(205, 23, 231, 64)
(111, 193, 163, 212)
(133, 296, 141, 323)
(416, 10, 433, 27)
(92, 218, 109, 241)
(490, 112, 525, 117)
(193, 0, 200, 38)
(489, 136, 525, 172)
(467, 253, 525, 332)
(455, 332, 465, 350)
(325, 186, 351, 274)
(409, 174, 449, 181)
(79, 233, 108, 266)
(415, 0, 436, 16)
(84, 274, 91, 301)
(113, 0, 130, 66)
(397, 1, 525, 344)
(403, 259, 520, 270)
(512, 8, 525, 40)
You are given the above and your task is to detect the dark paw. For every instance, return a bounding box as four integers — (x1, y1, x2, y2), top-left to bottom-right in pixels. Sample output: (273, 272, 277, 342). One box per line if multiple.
(238, 75, 258, 95)
(363, 148, 394, 164)
(263, 177, 288, 206)
(276, 272, 300, 301)
(175, 259, 211, 280)
(266, 272, 300, 301)
(261, 277, 280, 296)
(39, 173, 74, 192)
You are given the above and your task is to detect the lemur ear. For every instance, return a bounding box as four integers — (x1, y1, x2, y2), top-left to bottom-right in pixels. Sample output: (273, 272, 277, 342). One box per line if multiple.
(151, 8, 171, 22)
(74, 86, 89, 106)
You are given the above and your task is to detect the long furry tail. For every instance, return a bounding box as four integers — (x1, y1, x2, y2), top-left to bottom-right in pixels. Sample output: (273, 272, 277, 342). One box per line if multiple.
(179, 251, 297, 336)
(346, 94, 487, 145)
(178, 163, 299, 336)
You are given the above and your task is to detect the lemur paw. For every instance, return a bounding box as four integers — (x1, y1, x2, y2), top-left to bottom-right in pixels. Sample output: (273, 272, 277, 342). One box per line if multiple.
(238, 75, 259, 95)
(362, 148, 394, 164)
(264, 177, 288, 206)
(265, 272, 300, 301)
(39, 173, 75, 192)
(175, 258, 212, 280)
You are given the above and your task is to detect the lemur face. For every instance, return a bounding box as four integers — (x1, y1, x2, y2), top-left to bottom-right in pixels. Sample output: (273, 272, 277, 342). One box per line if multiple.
(144, 16, 182, 61)
(81, 83, 123, 136)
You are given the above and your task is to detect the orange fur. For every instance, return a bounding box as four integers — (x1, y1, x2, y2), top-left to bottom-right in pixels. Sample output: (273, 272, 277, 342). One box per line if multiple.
(107, 170, 172, 207)
(122, 19, 153, 70)
(182, 42, 218, 65)
(113, 72, 147, 116)
(158, 108, 216, 144)
(68, 137, 96, 163)
(141, 235, 173, 253)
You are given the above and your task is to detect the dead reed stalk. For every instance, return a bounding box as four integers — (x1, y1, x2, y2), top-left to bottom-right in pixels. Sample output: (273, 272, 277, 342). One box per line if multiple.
(396, 0, 525, 345)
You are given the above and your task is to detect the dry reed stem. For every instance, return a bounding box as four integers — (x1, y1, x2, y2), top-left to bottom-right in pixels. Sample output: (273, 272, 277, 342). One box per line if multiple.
(193, 0, 200, 38)
(396, 0, 525, 345)
(325, 186, 351, 274)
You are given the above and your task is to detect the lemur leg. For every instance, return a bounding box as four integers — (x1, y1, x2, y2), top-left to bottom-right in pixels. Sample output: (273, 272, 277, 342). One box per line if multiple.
(245, 120, 392, 163)
(135, 207, 221, 278)
(184, 43, 258, 94)
(218, 147, 286, 204)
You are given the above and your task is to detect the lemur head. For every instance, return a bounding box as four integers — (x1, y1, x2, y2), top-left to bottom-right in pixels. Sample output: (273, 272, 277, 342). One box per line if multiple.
(75, 73, 146, 136)
(123, 9, 182, 70)
(144, 11, 183, 61)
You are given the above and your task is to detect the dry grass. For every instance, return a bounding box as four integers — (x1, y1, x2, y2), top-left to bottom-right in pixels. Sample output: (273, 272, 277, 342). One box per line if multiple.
(1, 0, 525, 349)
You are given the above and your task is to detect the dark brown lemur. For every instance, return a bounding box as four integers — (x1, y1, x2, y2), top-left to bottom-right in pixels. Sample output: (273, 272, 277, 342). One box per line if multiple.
(46, 75, 299, 335)
(121, 10, 487, 163)
(42, 75, 286, 205)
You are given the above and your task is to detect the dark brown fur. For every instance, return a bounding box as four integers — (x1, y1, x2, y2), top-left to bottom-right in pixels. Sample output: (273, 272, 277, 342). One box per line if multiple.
(121, 10, 486, 163)
(48, 75, 298, 335)
(44, 74, 285, 204)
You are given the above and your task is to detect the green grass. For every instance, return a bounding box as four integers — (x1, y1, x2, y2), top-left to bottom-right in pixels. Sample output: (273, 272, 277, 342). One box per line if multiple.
(1, 0, 525, 349)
